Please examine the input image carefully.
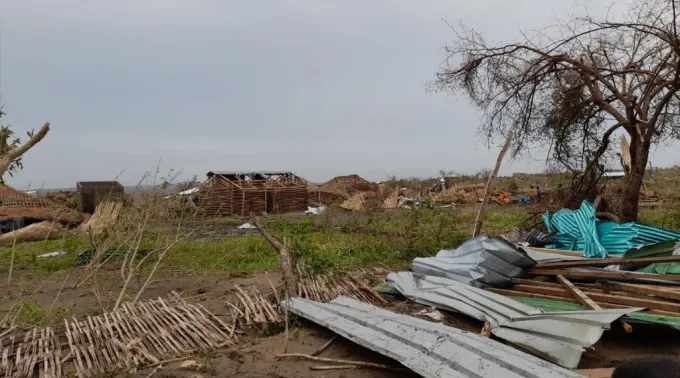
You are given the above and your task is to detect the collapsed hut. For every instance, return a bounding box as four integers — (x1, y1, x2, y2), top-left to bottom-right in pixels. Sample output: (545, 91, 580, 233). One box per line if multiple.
(322, 174, 372, 194)
(76, 181, 124, 214)
(0, 185, 83, 232)
(198, 171, 308, 216)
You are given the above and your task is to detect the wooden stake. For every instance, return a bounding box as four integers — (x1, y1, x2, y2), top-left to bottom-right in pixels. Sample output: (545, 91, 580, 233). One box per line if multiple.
(473, 131, 513, 237)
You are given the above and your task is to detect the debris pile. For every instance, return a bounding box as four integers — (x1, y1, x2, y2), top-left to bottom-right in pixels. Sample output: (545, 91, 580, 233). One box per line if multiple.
(387, 271, 639, 368)
(433, 183, 485, 205)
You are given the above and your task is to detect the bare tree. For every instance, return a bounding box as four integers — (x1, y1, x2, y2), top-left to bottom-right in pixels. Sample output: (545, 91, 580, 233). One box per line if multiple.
(433, 0, 680, 221)
(0, 108, 50, 184)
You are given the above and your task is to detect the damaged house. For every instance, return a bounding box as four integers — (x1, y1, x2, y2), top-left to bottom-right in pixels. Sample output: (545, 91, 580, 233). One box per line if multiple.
(0, 185, 83, 244)
(197, 171, 308, 216)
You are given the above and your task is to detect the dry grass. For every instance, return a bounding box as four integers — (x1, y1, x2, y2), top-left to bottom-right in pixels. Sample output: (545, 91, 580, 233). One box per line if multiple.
(382, 191, 399, 209)
(78, 201, 123, 236)
(340, 193, 365, 211)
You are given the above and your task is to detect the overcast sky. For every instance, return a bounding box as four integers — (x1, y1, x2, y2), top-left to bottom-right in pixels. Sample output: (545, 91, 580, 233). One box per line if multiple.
(1, 0, 678, 189)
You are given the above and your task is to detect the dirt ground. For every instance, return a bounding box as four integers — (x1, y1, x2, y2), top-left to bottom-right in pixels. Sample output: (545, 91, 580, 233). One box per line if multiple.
(3, 266, 680, 377)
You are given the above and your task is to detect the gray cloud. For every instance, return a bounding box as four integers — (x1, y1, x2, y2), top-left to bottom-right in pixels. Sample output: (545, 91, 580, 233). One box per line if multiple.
(1, 0, 677, 189)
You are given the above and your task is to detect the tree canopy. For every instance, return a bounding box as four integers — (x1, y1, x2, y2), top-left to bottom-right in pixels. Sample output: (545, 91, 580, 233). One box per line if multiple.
(433, 0, 680, 220)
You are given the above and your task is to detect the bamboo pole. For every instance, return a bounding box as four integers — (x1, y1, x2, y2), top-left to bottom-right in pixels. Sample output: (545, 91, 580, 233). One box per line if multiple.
(473, 131, 513, 237)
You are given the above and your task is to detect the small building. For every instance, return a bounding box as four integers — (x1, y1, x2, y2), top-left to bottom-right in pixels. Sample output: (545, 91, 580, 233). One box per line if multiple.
(76, 181, 125, 214)
(198, 171, 308, 216)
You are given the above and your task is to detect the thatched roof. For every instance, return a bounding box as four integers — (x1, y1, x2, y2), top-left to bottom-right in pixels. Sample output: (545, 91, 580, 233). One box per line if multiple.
(0, 185, 84, 225)
(324, 174, 369, 187)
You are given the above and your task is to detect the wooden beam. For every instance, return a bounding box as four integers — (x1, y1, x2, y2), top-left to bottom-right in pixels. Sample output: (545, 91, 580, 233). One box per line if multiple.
(534, 255, 680, 269)
(527, 268, 680, 282)
(473, 131, 513, 237)
(512, 284, 680, 313)
(521, 247, 594, 258)
(594, 281, 680, 302)
(488, 288, 680, 317)
(556, 275, 602, 310)
(487, 288, 579, 303)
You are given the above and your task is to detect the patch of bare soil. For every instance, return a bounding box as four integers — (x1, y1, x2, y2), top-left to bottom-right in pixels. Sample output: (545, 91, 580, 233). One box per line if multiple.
(137, 327, 419, 378)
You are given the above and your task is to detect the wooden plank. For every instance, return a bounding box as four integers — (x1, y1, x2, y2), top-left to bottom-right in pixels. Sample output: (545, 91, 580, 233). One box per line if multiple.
(513, 284, 680, 313)
(527, 268, 680, 282)
(522, 247, 595, 258)
(488, 288, 578, 303)
(488, 288, 680, 317)
(593, 281, 680, 302)
(556, 275, 601, 310)
(534, 255, 680, 269)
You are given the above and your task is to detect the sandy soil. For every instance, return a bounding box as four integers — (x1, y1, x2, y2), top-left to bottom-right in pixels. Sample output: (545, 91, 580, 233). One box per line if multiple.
(2, 267, 680, 377)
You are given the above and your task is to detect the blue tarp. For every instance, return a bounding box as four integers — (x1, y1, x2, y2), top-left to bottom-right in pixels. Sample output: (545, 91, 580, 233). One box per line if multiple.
(543, 201, 680, 258)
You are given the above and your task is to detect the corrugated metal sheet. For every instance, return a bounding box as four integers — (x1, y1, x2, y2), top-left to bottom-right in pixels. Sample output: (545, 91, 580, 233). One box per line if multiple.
(412, 236, 535, 287)
(522, 247, 587, 263)
(544, 201, 680, 257)
(544, 201, 606, 257)
(387, 272, 642, 368)
(598, 222, 680, 255)
(283, 296, 583, 378)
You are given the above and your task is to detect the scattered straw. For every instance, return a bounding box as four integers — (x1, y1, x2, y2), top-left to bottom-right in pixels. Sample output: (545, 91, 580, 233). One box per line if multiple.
(340, 193, 365, 211)
(0, 221, 69, 246)
(79, 201, 123, 236)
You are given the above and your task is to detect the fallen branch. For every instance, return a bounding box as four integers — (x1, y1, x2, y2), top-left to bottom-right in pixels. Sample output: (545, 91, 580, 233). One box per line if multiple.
(276, 353, 404, 371)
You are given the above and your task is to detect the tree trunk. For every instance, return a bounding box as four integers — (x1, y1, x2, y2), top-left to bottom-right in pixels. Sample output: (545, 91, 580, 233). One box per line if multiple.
(620, 133, 650, 222)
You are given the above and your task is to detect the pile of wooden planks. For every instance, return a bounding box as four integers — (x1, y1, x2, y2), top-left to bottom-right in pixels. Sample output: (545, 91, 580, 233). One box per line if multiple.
(488, 256, 680, 318)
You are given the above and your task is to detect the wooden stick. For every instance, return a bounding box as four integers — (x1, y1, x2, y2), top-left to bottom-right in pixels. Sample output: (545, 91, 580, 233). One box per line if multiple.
(473, 131, 513, 237)
(556, 275, 601, 310)
(276, 353, 403, 370)
(310, 365, 356, 371)
(311, 335, 339, 356)
(480, 321, 491, 337)
(534, 255, 680, 269)
(145, 363, 163, 377)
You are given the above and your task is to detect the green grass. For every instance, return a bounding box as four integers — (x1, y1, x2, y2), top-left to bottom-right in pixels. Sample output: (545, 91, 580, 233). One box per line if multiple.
(6, 299, 72, 327)
(0, 207, 539, 277)
(0, 236, 90, 273)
